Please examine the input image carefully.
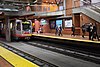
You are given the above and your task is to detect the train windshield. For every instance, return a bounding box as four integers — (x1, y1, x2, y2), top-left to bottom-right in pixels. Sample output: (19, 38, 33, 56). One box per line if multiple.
(22, 21, 31, 31)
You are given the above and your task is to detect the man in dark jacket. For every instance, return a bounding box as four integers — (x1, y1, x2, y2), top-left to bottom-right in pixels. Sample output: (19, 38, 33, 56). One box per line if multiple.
(58, 25, 63, 36)
(91, 23, 99, 41)
(81, 24, 86, 38)
(71, 24, 75, 36)
(55, 25, 58, 36)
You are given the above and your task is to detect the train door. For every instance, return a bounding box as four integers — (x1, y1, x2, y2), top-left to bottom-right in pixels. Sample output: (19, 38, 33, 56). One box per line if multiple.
(10, 20, 16, 40)
(15, 20, 22, 39)
(0, 22, 5, 37)
(0, 22, 3, 34)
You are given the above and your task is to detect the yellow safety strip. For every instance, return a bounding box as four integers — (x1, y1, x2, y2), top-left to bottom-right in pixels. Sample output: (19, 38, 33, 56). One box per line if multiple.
(0, 46, 39, 67)
(32, 34, 100, 44)
(22, 34, 32, 36)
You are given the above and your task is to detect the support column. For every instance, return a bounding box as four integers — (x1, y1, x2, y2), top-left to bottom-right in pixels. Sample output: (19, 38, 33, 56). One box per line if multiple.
(72, 0, 75, 8)
(5, 16, 11, 42)
(63, 0, 66, 16)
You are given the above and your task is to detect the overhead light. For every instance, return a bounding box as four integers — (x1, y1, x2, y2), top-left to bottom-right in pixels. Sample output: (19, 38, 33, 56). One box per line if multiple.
(0, 8, 19, 12)
(34, 0, 38, 3)
(0, 8, 3, 10)
(0, 12, 3, 14)
(27, 3, 30, 5)
(46, 1, 48, 3)
(11, 9, 19, 11)
(80, 14, 82, 17)
(4, 8, 11, 11)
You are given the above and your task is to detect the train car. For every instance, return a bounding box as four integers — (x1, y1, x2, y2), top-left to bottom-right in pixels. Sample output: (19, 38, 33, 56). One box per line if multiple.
(11, 19, 32, 40)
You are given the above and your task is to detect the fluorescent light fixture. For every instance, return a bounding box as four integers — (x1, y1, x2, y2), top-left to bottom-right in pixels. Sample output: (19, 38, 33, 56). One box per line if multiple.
(0, 8, 19, 11)
(4, 8, 11, 11)
(11, 9, 19, 11)
(0, 8, 3, 10)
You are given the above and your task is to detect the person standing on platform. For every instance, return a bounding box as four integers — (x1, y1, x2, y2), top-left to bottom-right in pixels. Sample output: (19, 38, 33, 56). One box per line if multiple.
(91, 23, 99, 41)
(55, 25, 59, 36)
(71, 24, 75, 36)
(58, 24, 63, 36)
(81, 24, 86, 38)
(37, 25, 43, 34)
(88, 23, 93, 40)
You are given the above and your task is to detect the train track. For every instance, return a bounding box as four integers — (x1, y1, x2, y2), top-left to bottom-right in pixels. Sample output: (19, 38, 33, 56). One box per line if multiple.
(0, 39, 100, 66)
(24, 40, 100, 64)
(0, 42, 58, 67)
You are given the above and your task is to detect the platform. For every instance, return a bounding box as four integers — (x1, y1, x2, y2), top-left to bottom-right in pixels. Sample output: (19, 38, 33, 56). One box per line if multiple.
(0, 46, 39, 67)
(32, 33, 100, 44)
(0, 56, 13, 67)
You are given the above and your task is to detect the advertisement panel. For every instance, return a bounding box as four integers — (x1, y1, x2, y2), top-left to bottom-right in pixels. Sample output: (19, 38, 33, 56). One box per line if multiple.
(65, 20, 72, 27)
(49, 20, 56, 29)
(56, 20, 62, 27)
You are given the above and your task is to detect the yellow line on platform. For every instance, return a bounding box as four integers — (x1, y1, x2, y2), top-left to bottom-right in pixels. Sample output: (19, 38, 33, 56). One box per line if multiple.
(0, 46, 39, 67)
(32, 34, 100, 44)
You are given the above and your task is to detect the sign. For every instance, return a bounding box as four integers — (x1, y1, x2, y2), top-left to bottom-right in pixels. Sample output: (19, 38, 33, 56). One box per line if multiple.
(40, 19, 47, 25)
(59, 6, 63, 10)
(65, 20, 72, 27)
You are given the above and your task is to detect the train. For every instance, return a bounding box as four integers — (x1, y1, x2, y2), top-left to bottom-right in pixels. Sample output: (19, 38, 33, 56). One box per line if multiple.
(11, 19, 33, 40)
(0, 19, 33, 40)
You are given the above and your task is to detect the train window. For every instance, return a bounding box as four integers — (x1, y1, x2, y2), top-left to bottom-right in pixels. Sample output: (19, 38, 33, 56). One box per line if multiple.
(22, 22, 31, 31)
(17, 22, 21, 31)
(10, 23, 12, 29)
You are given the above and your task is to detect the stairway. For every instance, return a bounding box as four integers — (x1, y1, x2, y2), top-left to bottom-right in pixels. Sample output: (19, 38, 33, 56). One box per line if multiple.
(73, 3, 100, 22)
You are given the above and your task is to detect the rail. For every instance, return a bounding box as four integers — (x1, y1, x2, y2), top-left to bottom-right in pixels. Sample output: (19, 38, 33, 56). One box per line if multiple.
(0, 42, 58, 67)
(24, 39, 100, 64)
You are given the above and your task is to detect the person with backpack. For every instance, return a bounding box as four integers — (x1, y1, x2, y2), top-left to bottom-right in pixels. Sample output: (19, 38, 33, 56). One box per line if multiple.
(88, 23, 93, 40)
(91, 23, 99, 41)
